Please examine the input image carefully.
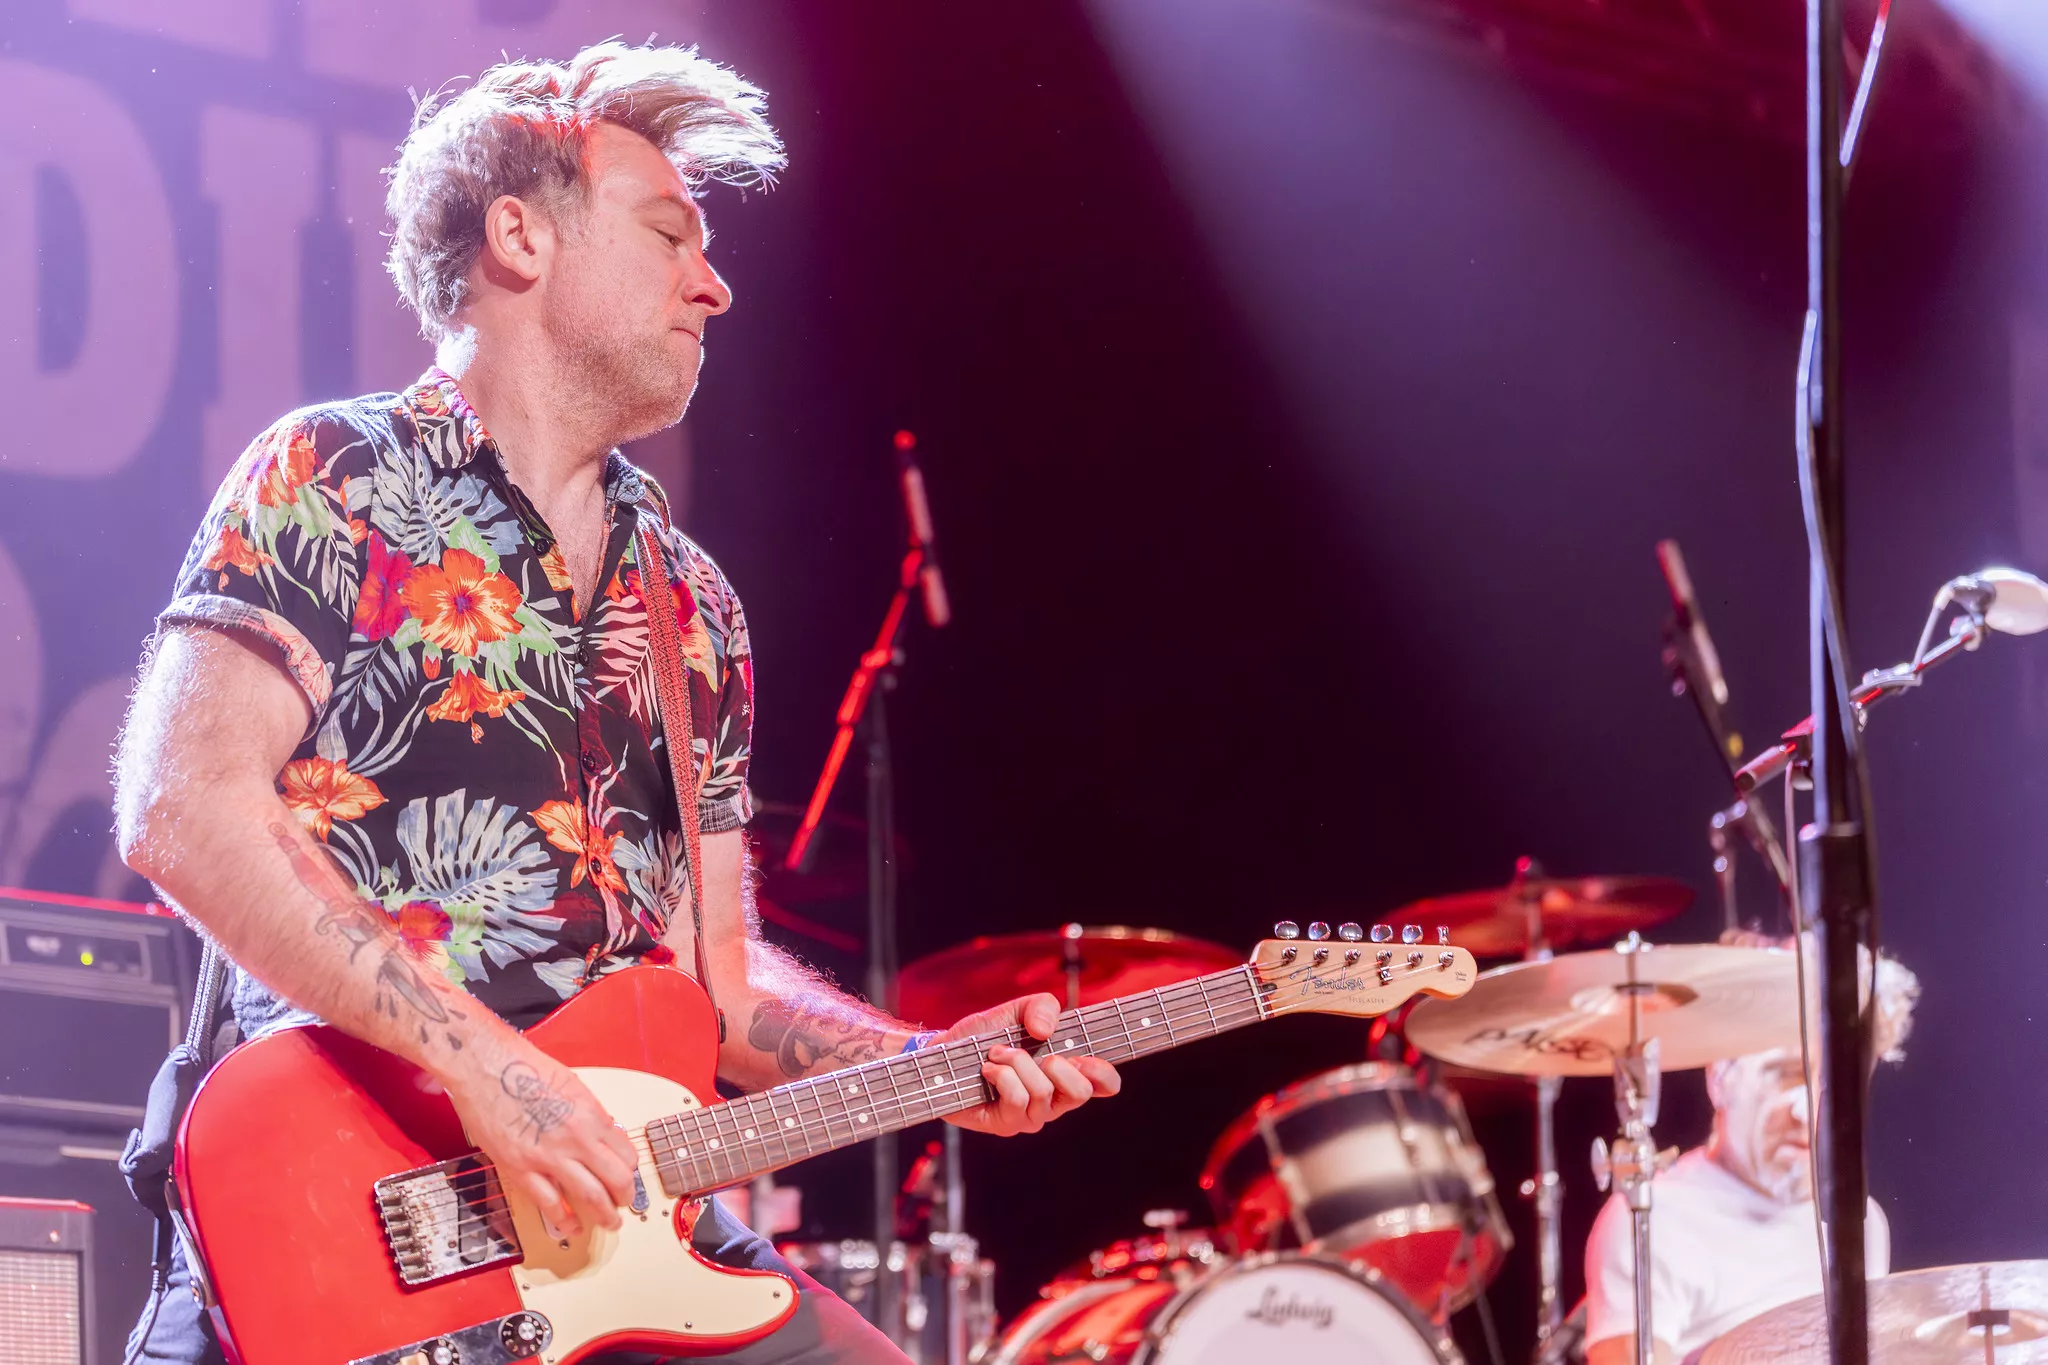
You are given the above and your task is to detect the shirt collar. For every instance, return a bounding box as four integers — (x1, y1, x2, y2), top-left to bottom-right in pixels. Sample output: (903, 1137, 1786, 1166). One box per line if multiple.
(401, 367, 493, 470)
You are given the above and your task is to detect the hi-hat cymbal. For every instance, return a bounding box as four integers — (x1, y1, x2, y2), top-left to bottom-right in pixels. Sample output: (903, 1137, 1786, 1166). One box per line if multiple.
(1700, 1262, 2048, 1364)
(894, 926, 1244, 1026)
(1404, 941, 1798, 1077)
(1380, 876, 1693, 958)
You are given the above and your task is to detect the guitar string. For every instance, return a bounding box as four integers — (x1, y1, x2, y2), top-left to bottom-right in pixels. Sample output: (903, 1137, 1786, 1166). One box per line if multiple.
(400, 959, 1444, 1240)
(411, 979, 1269, 1235)
(402, 957, 1387, 1231)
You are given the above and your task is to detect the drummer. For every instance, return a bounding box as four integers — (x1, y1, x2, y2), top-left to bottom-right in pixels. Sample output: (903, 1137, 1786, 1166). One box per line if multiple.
(1582, 932, 1920, 1365)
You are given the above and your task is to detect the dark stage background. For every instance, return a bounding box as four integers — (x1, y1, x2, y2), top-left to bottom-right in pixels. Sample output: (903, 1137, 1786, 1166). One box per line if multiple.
(4, 0, 2047, 1359)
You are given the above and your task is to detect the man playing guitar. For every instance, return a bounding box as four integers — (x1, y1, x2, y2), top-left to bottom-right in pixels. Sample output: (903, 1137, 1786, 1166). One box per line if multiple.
(113, 40, 1119, 1364)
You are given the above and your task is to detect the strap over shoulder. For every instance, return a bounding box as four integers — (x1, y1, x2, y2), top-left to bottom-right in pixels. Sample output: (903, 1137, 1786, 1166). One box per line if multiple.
(633, 506, 724, 1042)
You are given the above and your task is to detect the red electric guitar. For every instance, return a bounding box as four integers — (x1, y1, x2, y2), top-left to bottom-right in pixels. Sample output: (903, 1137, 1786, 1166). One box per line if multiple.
(170, 932, 1477, 1365)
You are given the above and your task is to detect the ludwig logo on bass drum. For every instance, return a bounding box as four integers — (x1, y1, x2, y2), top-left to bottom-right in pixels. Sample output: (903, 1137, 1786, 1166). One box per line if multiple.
(1245, 1285, 1335, 1329)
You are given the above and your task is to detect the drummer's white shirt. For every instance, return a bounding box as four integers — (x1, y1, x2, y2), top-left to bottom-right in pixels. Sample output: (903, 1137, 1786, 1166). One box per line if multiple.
(1584, 1148, 1890, 1358)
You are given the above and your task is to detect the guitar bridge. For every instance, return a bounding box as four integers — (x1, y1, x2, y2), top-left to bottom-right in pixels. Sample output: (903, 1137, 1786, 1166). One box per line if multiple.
(374, 1156, 522, 1286)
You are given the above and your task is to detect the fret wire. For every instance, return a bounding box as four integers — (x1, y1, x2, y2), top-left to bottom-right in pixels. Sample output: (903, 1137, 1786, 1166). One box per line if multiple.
(1108, 995, 1134, 1064)
(419, 991, 1297, 1236)
(766, 1087, 796, 1169)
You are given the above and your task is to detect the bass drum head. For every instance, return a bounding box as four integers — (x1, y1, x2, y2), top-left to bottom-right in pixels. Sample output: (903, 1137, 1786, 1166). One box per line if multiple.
(1144, 1257, 1459, 1364)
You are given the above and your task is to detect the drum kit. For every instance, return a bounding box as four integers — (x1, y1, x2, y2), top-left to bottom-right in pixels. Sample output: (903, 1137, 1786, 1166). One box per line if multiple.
(758, 873, 1830, 1364)
(763, 543, 2048, 1362)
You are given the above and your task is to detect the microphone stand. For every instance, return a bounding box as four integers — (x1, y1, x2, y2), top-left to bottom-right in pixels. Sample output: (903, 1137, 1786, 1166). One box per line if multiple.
(784, 540, 935, 1349)
(1797, 0, 1898, 1353)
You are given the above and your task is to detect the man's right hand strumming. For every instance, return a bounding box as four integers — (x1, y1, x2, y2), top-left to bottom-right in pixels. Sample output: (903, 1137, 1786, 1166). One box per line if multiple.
(115, 625, 639, 1236)
(437, 1038, 640, 1238)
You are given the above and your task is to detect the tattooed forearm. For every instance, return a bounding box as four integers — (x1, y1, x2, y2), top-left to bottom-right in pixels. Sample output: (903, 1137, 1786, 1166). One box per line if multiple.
(500, 1061, 575, 1142)
(268, 821, 451, 1026)
(748, 997, 896, 1079)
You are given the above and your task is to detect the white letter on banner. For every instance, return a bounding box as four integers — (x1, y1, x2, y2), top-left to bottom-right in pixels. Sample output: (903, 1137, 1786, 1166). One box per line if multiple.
(200, 106, 319, 495)
(0, 60, 177, 479)
(301, 0, 701, 91)
(67, 0, 274, 59)
(337, 132, 433, 393)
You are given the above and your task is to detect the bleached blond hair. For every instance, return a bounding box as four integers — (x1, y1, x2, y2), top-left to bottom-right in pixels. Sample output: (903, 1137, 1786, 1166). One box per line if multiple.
(1720, 927, 1921, 1064)
(385, 39, 785, 340)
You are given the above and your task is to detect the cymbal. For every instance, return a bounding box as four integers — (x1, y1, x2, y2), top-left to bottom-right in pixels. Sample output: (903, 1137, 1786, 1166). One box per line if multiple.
(1700, 1262, 2048, 1364)
(1381, 876, 1692, 958)
(1404, 941, 1798, 1077)
(894, 925, 1245, 1026)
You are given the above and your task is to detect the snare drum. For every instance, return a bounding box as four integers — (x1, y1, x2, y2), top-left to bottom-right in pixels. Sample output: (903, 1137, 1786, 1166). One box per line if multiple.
(990, 1254, 1460, 1364)
(777, 1237, 996, 1363)
(1200, 1062, 1509, 1315)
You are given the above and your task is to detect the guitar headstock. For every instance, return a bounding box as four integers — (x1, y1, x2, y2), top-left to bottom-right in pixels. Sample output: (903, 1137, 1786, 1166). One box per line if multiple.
(1248, 920, 1477, 1019)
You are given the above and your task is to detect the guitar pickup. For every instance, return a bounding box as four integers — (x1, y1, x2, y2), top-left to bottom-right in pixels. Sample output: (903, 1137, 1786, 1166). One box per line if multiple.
(373, 1157, 522, 1286)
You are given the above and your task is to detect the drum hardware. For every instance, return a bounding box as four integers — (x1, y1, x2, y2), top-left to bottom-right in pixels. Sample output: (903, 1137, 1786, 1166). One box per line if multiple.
(1047, 1214, 1225, 1293)
(1697, 1260, 2048, 1364)
(1582, 937, 1682, 1365)
(776, 1236, 997, 1365)
(1408, 937, 1802, 1361)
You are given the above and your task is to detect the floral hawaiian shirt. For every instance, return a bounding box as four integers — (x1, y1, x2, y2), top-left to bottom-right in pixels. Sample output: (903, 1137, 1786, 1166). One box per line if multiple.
(159, 369, 753, 1035)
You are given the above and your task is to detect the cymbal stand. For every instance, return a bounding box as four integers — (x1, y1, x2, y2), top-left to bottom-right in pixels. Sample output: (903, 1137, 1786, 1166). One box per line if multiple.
(1590, 935, 1676, 1365)
(1507, 858, 1566, 1363)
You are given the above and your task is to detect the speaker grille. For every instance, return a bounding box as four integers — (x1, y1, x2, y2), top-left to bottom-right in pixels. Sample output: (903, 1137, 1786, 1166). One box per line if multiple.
(0, 1248, 83, 1365)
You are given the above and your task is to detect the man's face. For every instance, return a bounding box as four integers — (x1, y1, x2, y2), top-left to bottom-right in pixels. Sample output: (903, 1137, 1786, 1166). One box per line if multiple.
(541, 121, 732, 441)
(1710, 1049, 1812, 1204)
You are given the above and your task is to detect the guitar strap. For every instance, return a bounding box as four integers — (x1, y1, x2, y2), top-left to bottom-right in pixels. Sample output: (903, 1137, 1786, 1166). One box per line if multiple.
(633, 493, 724, 1043)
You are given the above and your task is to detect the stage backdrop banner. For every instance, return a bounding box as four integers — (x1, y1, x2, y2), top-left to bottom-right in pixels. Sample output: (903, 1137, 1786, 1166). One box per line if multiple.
(0, 0, 705, 898)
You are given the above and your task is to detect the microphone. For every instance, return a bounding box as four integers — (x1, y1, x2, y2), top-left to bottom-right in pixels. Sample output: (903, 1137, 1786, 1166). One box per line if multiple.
(894, 430, 951, 628)
(1656, 539, 1737, 768)
(1939, 568, 2048, 636)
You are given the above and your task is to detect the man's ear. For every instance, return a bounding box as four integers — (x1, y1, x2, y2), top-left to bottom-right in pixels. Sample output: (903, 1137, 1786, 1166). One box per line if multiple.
(480, 193, 553, 285)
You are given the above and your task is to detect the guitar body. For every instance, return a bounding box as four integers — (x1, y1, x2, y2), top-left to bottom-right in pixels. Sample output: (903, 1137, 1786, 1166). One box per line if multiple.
(173, 966, 797, 1365)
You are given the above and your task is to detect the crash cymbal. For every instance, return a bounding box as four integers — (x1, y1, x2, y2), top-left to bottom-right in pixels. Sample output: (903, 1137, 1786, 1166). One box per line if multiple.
(1380, 876, 1693, 958)
(893, 925, 1245, 1026)
(1404, 941, 1798, 1077)
(1700, 1262, 2048, 1364)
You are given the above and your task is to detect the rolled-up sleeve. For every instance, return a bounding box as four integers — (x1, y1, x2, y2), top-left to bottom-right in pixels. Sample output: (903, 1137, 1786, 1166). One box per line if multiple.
(159, 412, 367, 737)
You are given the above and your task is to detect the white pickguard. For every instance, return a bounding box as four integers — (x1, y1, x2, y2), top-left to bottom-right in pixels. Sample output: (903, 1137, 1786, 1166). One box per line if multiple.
(500, 1067, 794, 1364)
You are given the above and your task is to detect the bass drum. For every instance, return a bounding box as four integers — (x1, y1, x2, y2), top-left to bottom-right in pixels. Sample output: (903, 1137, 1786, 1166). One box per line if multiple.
(989, 1255, 1461, 1364)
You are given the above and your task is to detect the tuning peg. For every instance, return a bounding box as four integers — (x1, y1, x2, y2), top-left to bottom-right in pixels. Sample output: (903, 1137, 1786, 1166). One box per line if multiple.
(1369, 924, 1393, 943)
(1337, 922, 1364, 943)
(1273, 920, 1301, 940)
(1401, 925, 1423, 945)
(1306, 921, 1331, 941)
(1437, 926, 1450, 946)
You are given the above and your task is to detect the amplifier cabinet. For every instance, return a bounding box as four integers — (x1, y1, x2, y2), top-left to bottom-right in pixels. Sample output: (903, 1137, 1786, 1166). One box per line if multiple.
(0, 890, 197, 1139)
(0, 1196, 93, 1365)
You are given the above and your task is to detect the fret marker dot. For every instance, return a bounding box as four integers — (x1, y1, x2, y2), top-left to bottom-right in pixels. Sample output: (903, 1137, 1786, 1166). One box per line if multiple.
(708, 1138, 721, 1150)
(1063, 1039, 1077, 1049)
(743, 1128, 755, 1139)
(846, 1084, 860, 1096)
(1140, 1017, 1153, 1028)
(858, 1113, 870, 1124)
(784, 1118, 796, 1128)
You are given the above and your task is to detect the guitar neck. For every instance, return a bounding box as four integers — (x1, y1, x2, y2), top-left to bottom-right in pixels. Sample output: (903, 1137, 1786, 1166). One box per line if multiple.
(646, 964, 1267, 1198)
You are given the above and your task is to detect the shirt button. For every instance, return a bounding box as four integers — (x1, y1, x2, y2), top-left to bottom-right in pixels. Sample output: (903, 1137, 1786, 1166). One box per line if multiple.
(580, 748, 603, 774)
